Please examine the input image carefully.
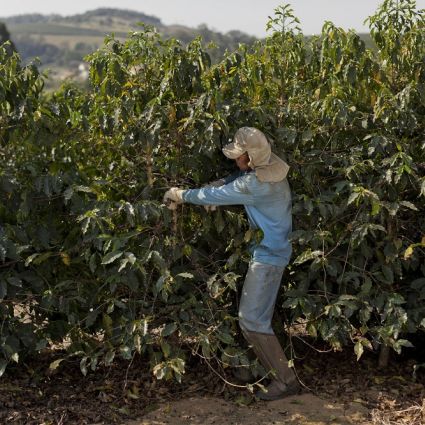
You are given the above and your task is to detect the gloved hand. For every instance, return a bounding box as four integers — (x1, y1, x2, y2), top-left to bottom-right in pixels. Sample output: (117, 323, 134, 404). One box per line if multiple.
(163, 187, 185, 210)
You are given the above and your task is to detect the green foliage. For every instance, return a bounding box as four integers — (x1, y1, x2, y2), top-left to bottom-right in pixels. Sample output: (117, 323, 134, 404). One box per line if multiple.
(1, 0, 424, 379)
(5, 9, 257, 73)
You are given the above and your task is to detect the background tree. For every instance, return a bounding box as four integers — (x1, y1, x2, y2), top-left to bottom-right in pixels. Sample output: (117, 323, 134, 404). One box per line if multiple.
(0, 22, 16, 55)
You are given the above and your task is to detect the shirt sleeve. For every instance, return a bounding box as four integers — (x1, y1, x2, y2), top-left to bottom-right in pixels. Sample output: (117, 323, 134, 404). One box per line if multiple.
(223, 170, 244, 185)
(183, 176, 255, 206)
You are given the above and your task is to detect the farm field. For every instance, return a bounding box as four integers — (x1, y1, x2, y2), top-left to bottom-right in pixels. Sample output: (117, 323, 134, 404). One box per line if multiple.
(7, 23, 123, 37)
(0, 0, 424, 424)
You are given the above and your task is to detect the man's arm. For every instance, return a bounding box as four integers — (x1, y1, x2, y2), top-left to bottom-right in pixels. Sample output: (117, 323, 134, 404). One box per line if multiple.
(183, 176, 255, 206)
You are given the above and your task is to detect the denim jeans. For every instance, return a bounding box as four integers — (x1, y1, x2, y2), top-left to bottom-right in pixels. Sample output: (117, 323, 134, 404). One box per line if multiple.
(238, 261, 285, 335)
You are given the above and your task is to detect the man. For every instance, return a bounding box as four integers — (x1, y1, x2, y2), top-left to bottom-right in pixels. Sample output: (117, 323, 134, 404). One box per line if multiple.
(163, 127, 300, 400)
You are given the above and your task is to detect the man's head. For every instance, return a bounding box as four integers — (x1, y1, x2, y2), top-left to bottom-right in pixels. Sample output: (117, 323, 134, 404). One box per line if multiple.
(222, 127, 290, 182)
(222, 127, 265, 162)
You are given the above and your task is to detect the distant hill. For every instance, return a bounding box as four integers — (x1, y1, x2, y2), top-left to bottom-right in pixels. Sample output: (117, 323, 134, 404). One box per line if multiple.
(0, 8, 257, 87)
(2, 9, 162, 27)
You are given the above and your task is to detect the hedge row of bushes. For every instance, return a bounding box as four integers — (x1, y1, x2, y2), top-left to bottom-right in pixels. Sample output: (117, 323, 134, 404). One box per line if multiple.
(0, 0, 424, 380)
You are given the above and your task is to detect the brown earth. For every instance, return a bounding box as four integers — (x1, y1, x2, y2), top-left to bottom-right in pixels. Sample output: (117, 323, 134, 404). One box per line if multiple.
(0, 347, 424, 425)
(133, 393, 368, 425)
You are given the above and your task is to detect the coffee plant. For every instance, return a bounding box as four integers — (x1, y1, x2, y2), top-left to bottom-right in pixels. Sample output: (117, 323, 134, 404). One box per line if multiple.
(0, 0, 424, 380)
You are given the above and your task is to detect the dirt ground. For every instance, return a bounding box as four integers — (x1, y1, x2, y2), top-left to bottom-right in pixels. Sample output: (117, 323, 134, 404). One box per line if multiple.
(133, 393, 368, 425)
(1, 347, 424, 425)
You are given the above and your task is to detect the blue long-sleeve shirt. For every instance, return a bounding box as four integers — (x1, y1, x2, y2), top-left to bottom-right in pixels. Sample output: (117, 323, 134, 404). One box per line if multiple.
(182, 171, 292, 267)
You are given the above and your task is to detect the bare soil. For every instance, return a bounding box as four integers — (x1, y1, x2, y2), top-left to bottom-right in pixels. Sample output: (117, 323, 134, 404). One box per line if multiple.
(133, 393, 367, 425)
(0, 347, 424, 424)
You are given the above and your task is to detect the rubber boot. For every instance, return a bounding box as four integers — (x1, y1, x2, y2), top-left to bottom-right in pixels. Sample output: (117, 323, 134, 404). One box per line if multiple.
(242, 329, 300, 401)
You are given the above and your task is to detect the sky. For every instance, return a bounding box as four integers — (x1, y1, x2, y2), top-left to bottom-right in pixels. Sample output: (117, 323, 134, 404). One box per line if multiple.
(2, 0, 425, 37)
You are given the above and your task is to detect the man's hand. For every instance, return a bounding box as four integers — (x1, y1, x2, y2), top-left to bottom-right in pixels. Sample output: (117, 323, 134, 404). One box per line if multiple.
(163, 187, 185, 210)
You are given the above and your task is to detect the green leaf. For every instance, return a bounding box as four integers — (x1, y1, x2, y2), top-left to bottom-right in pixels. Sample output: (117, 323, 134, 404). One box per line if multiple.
(393, 339, 414, 354)
(404, 245, 414, 260)
(161, 341, 171, 358)
(306, 323, 317, 337)
(80, 357, 88, 376)
(381, 265, 394, 284)
(177, 272, 194, 279)
(86, 310, 99, 327)
(49, 358, 64, 370)
(120, 346, 132, 360)
(118, 258, 129, 273)
(63, 187, 73, 203)
(411, 278, 425, 290)
(101, 250, 123, 265)
(155, 275, 167, 293)
(35, 339, 48, 351)
(25, 253, 39, 267)
(74, 185, 94, 194)
(371, 200, 381, 216)
(134, 335, 142, 353)
(7, 277, 22, 287)
(162, 323, 177, 337)
(102, 313, 113, 336)
(397, 339, 414, 348)
(347, 191, 360, 205)
(244, 229, 253, 243)
(153, 362, 167, 380)
(420, 179, 425, 197)
(294, 249, 323, 265)
(105, 350, 115, 366)
(89, 253, 97, 273)
(223, 272, 240, 291)
(169, 358, 185, 381)
(90, 357, 98, 372)
(354, 341, 364, 361)
(0, 359, 7, 378)
(148, 250, 166, 271)
(33, 252, 53, 265)
(182, 245, 192, 256)
(0, 280, 7, 299)
(217, 331, 234, 344)
(400, 201, 418, 211)
(302, 129, 313, 142)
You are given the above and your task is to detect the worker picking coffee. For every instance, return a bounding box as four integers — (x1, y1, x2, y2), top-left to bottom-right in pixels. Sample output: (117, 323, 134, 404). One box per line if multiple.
(163, 127, 299, 400)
